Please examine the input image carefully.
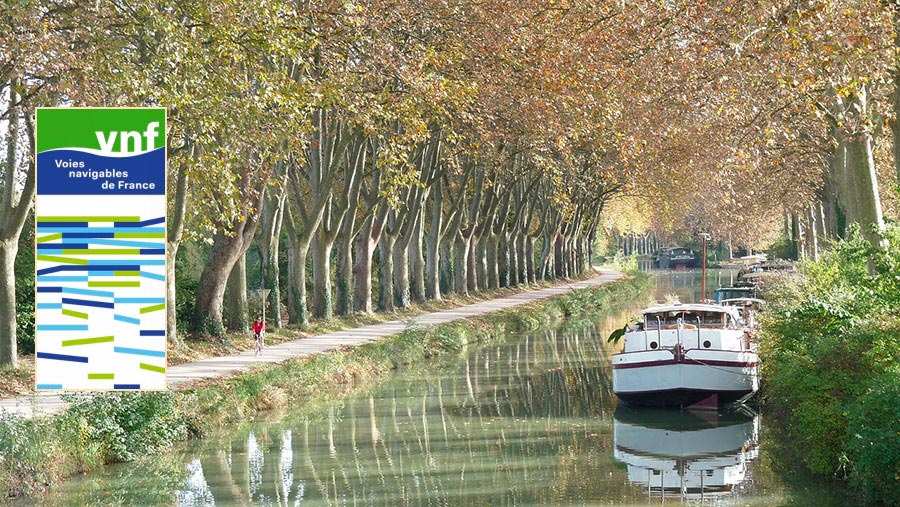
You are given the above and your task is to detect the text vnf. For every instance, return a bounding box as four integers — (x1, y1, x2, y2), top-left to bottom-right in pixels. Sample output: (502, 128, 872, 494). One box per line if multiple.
(95, 122, 160, 153)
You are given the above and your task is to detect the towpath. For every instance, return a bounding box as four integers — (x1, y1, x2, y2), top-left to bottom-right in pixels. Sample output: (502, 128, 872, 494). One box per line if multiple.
(0, 269, 623, 418)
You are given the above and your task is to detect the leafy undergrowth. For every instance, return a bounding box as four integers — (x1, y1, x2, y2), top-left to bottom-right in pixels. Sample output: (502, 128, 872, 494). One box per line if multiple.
(0, 273, 650, 499)
(760, 224, 900, 506)
(0, 361, 33, 396)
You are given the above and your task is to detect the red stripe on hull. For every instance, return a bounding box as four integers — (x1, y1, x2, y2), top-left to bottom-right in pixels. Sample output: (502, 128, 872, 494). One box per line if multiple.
(612, 358, 758, 370)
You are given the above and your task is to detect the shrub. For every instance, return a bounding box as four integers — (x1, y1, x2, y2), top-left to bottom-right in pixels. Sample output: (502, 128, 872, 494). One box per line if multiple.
(760, 223, 900, 504)
(14, 247, 35, 355)
(59, 392, 189, 463)
(846, 368, 900, 505)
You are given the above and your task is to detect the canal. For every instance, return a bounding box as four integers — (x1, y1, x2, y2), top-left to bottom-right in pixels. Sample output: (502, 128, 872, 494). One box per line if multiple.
(18, 270, 845, 506)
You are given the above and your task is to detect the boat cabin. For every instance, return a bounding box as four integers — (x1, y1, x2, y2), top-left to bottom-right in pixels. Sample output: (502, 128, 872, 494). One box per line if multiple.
(625, 303, 744, 352)
(641, 304, 741, 330)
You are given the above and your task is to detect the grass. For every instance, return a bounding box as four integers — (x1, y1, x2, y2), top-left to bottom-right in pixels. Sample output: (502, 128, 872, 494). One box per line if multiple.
(0, 272, 650, 499)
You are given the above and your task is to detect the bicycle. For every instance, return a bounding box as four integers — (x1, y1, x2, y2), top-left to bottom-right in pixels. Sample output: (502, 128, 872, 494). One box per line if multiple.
(254, 331, 264, 356)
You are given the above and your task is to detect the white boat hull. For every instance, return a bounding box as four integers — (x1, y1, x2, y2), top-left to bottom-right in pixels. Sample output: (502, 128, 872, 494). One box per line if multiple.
(612, 348, 759, 407)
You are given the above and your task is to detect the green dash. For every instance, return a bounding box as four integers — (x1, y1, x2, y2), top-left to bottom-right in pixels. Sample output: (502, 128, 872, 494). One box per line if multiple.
(38, 216, 140, 222)
(36, 255, 88, 265)
(89, 281, 140, 288)
(63, 249, 140, 255)
(140, 303, 165, 314)
(62, 309, 88, 320)
(87, 373, 115, 380)
(139, 363, 165, 374)
(36, 233, 62, 243)
(113, 271, 140, 276)
(62, 336, 114, 347)
(115, 232, 165, 238)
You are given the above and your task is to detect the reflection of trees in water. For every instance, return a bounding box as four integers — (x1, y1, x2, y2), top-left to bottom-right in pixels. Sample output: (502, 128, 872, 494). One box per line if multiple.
(175, 320, 646, 506)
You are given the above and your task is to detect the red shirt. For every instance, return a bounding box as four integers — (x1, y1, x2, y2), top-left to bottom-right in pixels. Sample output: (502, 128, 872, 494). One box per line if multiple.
(253, 320, 265, 334)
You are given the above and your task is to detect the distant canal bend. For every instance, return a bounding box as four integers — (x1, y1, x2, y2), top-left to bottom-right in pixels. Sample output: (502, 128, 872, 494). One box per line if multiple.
(17, 270, 844, 506)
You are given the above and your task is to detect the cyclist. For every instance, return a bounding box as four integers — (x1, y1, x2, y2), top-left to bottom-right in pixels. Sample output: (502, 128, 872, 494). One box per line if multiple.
(253, 316, 265, 355)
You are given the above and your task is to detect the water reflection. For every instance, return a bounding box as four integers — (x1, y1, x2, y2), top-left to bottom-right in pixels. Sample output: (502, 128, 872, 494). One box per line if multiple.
(171, 322, 637, 507)
(650, 268, 739, 304)
(613, 406, 760, 502)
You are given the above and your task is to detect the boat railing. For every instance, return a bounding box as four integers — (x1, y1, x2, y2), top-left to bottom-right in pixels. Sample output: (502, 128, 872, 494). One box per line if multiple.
(696, 316, 702, 349)
(656, 316, 661, 349)
(676, 318, 683, 348)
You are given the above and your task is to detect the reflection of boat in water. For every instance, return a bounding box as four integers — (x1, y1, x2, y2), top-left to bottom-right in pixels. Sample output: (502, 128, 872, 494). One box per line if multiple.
(613, 406, 760, 500)
(612, 302, 760, 407)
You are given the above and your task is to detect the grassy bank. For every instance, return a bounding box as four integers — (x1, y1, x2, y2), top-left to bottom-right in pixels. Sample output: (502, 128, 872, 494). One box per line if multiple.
(0, 273, 650, 499)
(760, 225, 900, 506)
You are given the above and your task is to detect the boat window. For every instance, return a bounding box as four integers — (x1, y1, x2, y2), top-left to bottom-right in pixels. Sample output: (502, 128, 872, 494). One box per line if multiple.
(644, 310, 731, 329)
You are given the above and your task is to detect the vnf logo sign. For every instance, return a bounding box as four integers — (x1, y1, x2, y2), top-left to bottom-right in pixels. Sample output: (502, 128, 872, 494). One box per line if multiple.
(95, 122, 161, 153)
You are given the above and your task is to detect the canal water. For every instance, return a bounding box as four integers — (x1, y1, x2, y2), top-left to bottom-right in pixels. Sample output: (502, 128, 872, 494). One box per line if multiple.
(18, 270, 846, 506)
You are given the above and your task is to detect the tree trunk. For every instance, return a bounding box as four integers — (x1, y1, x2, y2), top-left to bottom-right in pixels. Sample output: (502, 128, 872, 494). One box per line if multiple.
(0, 241, 17, 367)
(335, 233, 353, 315)
(425, 221, 441, 301)
(554, 234, 565, 278)
(286, 240, 310, 327)
(439, 239, 453, 294)
(165, 244, 179, 342)
(194, 227, 257, 337)
(466, 238, 477, 292)
(224, 253, 249, 333)
(285, 206, 314, 328)
(392, 234, 410, 309)
(525, 236, 536, 283)
(409, 212, 426, 303)
(378, 234, 397, 311)
(353, 235, 374, 313)
(516, 233, 527, 284)
(165, 162, 189, 344)
(475, 235, 487, 290)
(1, 84, 36, 367)
(842, 98, 887, 251)
(498, 232, 510, 287)
(807, 204, 819, 262)
(453, 233, 469, 296)
(354, 218, 376, 313)
(539, 232, 553, 280)
(508, 233, 519, 286)
(311, 228, 334, 320)
(817, 201, 827, 245)
(790, 212, 803, 260)
(892, 20, 900, 185)
(486, 233, 499, 289)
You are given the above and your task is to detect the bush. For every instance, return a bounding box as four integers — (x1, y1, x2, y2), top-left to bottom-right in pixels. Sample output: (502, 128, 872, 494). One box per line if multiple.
(14, 247, 35, 355)
(60, 392, 189, 463)
(760, 223, 900, 505)
(175, 276, 199, 332)
(846, 368, 900, 505)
